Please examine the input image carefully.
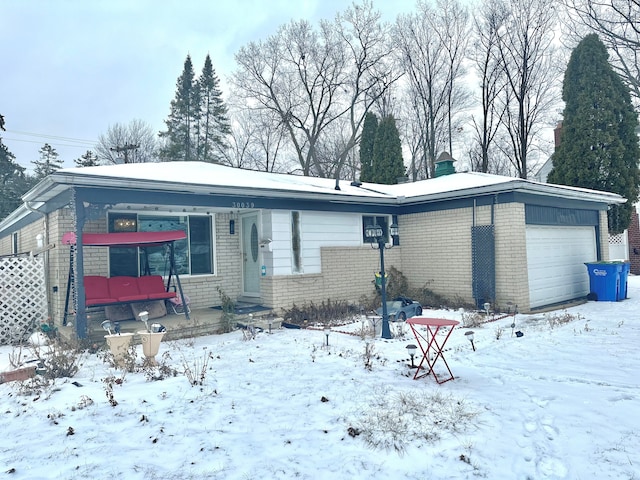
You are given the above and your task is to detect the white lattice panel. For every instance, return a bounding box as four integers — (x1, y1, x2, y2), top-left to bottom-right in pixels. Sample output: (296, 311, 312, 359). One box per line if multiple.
(609, 233, 625, 245)
(0, 255, 48, 344)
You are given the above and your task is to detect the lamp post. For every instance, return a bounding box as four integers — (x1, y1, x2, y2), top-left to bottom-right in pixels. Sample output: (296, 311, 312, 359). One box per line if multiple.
(406, 344, 417, 368)
(465, 330, 476, 351)
(365, 222, 398, 340)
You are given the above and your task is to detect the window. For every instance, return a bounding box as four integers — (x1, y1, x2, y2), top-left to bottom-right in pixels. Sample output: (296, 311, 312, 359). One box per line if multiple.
(362, 215, 390, 244)
(291, 211, 302, 273)
(108, 212, 214, 277)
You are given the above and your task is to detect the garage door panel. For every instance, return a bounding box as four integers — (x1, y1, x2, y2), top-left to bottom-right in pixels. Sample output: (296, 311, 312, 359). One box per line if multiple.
(526, 226, 597, 308)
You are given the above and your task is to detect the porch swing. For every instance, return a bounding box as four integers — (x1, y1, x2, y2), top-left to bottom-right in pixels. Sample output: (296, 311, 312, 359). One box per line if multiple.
(62, 230, 191, 327)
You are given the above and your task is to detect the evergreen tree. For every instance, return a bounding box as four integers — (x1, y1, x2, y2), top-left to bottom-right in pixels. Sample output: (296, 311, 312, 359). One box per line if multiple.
(359, 112, 378, 182)
(75, 150, 99, 167)
(371, 115, 405, 184)
(548, 34, 640, 234)
(32, 143, 63, 180)
(159, 55, 197, 161)
(0, 139, 35, 220)
(196, 54, 230, 163)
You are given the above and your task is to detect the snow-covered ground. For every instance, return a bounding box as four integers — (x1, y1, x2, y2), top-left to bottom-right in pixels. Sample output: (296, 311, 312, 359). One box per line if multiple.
(2, 277, 639, 480)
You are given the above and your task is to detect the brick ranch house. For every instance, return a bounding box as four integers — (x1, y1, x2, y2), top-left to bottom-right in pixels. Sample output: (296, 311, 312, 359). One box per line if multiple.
(0, 161, 624, 339)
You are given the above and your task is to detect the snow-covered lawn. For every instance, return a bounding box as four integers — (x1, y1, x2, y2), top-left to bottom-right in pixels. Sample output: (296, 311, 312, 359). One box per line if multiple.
(2, 277, 639, 479)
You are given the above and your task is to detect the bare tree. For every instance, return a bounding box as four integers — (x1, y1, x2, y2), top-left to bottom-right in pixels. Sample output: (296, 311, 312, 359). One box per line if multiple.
(231, 0, 398, 179)
(225, 107, 289, 172)
(435, 0, 473, 155)
(468, 0, 508, 173)
(393, 0, 472, 179)
(495, 0, 560, 178)
(562, 0, 640, 109)
(329, 2, 401, 186)
(96, 119, 158, 164)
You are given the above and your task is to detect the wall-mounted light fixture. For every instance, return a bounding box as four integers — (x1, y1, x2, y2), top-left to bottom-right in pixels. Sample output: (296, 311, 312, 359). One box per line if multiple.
(114, 218, 137, 232)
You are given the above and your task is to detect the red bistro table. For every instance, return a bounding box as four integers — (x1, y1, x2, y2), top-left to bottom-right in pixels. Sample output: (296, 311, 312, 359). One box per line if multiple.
(406, 317, 460, 383)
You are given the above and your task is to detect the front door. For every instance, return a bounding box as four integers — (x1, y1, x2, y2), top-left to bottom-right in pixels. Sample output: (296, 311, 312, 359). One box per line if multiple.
(241, 213, 261, 297)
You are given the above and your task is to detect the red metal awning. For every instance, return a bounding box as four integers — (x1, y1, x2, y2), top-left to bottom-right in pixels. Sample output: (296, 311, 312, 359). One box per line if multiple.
(62, 230, 187, 247)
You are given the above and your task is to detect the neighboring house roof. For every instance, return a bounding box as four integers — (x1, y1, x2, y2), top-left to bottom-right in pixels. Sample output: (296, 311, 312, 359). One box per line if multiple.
(0, 162, 625, 237)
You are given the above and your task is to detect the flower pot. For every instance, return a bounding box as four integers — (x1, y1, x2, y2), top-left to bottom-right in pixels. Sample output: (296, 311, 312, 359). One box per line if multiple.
(104, 333, 135, 368)
(137, 331, 166, 364)
(0, 366, 36, 384)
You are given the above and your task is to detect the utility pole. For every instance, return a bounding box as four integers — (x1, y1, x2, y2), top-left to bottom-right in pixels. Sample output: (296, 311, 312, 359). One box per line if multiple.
(110, 143, 139, 164)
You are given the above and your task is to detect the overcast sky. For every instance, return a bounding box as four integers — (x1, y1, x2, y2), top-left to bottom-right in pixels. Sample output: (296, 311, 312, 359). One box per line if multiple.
(1, 0, 417, 171)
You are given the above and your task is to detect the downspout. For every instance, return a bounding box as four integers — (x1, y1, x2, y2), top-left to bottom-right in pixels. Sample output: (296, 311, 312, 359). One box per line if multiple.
(24, 201, 52, 325)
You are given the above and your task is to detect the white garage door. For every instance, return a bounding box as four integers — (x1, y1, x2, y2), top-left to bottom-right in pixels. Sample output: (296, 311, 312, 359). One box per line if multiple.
(526, 225, 597, 309)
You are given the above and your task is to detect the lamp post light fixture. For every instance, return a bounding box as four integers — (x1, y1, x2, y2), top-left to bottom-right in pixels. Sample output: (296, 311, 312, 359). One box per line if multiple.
(465, 330, 476, 351)
(406, 343, 418, 368)
(138, 310, 150, 333)
(323, 326, 331, 347)
(365, 222, 399, 340)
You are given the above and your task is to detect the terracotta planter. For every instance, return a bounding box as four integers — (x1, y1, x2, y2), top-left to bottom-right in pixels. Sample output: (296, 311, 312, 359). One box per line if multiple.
(0, 366, 36, 384)
(104, 333, 135, 368)
(137, 331, 166, 364)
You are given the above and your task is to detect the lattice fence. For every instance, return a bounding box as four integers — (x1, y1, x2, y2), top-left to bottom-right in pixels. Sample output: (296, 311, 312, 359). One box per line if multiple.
(609, 233, 625, 245)
(0, 255, 48, 345)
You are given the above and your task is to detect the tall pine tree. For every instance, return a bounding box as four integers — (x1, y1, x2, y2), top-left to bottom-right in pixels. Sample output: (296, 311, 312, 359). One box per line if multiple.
(359, 112, 378, 183)
(548, 34, 640, 234)
(32, 143, 63, 180)
(160, 55, 197, 161)
(197, 54, 230, 163)
(160, 54, 230, 163)
(371, 115, 405, 184)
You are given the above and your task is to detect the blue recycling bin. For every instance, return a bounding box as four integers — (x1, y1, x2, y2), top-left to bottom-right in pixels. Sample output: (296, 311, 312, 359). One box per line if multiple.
(585, 262, 622, 302)
(618, 261, 631, 300)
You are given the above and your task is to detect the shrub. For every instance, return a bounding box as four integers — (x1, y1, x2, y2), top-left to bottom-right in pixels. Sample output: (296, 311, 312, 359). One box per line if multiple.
(30, 337, 84, 380)
(545, 310, 583, 328)
(282, 299, 361, 326)
(216, 287, 236, 333)
(374, 266, 452, 309)
(351, 388, 479, 454)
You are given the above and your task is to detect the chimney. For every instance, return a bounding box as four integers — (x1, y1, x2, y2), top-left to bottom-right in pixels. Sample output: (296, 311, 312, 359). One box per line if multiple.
(554, 121, 563, 150)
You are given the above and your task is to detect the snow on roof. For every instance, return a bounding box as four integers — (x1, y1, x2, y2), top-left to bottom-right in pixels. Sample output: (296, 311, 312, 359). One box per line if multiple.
(58, 162, 391, 199)
(54, 161, 622, 204)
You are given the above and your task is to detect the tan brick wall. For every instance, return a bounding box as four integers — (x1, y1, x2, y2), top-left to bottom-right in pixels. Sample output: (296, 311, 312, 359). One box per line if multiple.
(398, 203, 531, 311)
(0, 234, 10, 255)
(494, 203, 530, 312)
(262, 246, 401, 311)
(599, 210, 610, 261)
(399, 208, 474, 302)
(48, 209, 76, 326)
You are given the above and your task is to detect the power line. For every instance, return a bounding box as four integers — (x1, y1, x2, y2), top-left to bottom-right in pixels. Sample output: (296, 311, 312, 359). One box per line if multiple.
(2, 137, 95, 149)
(4, 129, 97, 146)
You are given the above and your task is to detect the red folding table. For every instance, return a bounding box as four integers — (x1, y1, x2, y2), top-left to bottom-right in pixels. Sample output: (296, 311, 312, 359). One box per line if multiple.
(406, 317, 460, 383)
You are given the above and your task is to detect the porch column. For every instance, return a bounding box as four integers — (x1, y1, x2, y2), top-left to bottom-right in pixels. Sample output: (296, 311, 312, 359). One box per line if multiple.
(73, 190, 88, 339)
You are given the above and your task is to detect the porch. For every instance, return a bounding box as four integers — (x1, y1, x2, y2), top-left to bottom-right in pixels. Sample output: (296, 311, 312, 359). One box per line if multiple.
(58, 305, 280, 344)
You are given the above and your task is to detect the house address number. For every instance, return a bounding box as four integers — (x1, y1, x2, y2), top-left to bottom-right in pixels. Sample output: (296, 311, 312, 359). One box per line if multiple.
(231, 201, 256, 209)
